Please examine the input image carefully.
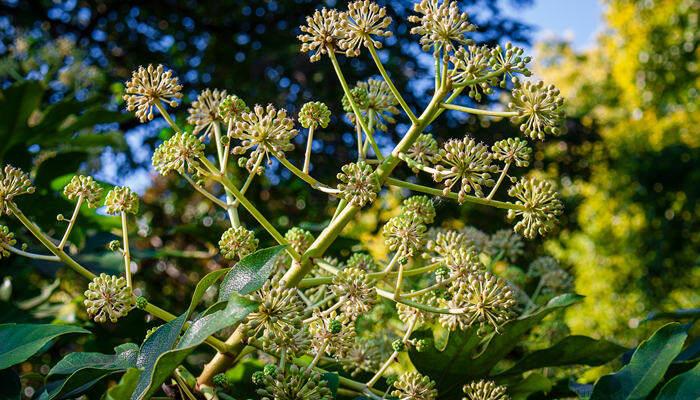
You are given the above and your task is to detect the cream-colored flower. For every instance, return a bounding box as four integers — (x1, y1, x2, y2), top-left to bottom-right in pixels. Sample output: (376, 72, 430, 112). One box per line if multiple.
(187, 88, 228, 138)
(123, 64, 183, 122)
(338, 0, 393, 57)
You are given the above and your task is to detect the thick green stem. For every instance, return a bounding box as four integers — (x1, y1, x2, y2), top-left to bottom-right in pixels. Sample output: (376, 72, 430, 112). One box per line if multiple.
(367, 44, 418, 123)
(385, 177, 525, 211)
(154, 102, 183, 134)
(275, 155, 339, 194)
(440, 102, 518, 118)
(121, 212, 133, 288)
(303, 126, 315, 174)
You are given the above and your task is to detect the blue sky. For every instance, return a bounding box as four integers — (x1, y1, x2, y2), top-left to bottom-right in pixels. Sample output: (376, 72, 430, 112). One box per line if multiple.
(504, 0, 604, 50)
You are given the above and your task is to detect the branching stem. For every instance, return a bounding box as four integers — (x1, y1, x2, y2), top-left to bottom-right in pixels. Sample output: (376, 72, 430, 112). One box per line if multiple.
(58, 195, 83, 249)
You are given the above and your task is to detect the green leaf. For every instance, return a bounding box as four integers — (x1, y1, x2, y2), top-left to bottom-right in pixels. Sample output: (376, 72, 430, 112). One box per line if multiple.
(130, 268, 238, 400)
(499, 335, 627, 376)
(0, 369, 21, 400)
(0, 324, 91, 369)
(218, 245, 286, 299)
(409, 294, 582, 396)
(656, 361, 700, 400)
(105, 368, 140, 400)
(590, 322, 688, 400)
(43, 344, 139, 400)
(647, 308, 700, 321)
(131, 295, 257, 400)
(509, 372, 553, 400)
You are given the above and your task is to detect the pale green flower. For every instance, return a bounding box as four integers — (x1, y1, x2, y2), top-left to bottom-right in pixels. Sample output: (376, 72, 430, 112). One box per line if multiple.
(299, 101, 331, 129)
(187, 88, 227, 138)
(463, 379, 510, 400)
(507, 178, 563, 239)
(509, 80, 565, 140)
(392, 371, 438, 400)
(0, 165, 35, 215)
(63, 175, 103, 208)
(84, 273, 134, 323)
(152, 132, 205, 176)
(337, 161, 380, 207)
(104, 186, 139, 215)
(219, 226, 259, 261)
(433, 137, 498, 202)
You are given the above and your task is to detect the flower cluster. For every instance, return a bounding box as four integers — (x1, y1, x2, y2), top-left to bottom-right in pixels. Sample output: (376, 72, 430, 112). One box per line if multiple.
(104, 186, 139, 215)
(338, 0, 393, 57)
(491, 138, 531, 167)
(507, 178, 563, 239)
(285, 227, 315, 254)
(231, 104, 298, 173)
(219, 226, 258, 261)
(433, 137, 498, 202)
(336, 161, 380, 207)
(298, 8, 344, 62)
(123, 64, 182, 122)
(63, 175, 103, 208)
(0, 225, 16, 259)
(383, 212, 427, 257)
(331, 267, 376, 318)
(409, 0, 476, 55)
(405, 133, 439, 173)
(84, 273, 134, 323)
(152, 132, 205, 176)
(0, 165, 35, 215)
(256, 364, 333, 400)
(187, 88, 228, 138)
(218, 94, 250, 123)
(392, 371, 438, 400)
(299, 101, 331, 130)
(509, 80, 565, 140)
(245, 280, 305, 343)
(463, 380, 510, 400)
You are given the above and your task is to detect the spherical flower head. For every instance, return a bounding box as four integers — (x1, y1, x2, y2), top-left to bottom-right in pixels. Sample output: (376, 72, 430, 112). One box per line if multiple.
(63, 175, 103, 208)
(485, 229, 524, 263)
(401, 195, 436, 224)
(0, 165, 35, 215)
(449, 45, 494, 100)
(299, 101, 331, 129)
(0, 225, 16, 260)
(298, 8, 344, 62)
(338, 0, 393, 57)
(261, 325, 311, 359)
(309, 312, 356, 359)
(152, 133, 205, 176)
(285, 227, 315, 254)
(337, 161, 380, 207)
(489, 42, 532, 86)
(331, 267, 376, 319)
(463, 380, 510, 400)
(392, 372, 438, 400)
(383, 213, 427, 257)
(441, 271, 515, 332)
(491, 138, 531, 167)
(256, 364, 333, 400)
(508, 80, 565, 140)
(357, 79, 399, 131)
(84, 273, 134, 323)
(232, 104, 299, 173)
(426, 229, 468, 261)
(123, 64, 183, 122)
(219, 226, 259, 261)
(340, 340, 382, 377)
(341, 86, 370, 113)
(346, 252, 376, 271)
(405, 133, 439, 173)
(528, 256, 559, 277)
(507, 178, 563, 239)
(104, 186, 139, 215)
(218, 94, 250, 123)
(245, 279, 305, 341)
(408, 0, 476, 56)
(434, 137, 498, 202)
(187, 88, 228, 138)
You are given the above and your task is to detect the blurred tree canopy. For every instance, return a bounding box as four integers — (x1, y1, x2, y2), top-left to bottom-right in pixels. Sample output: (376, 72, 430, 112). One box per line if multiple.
(537, 0, 699, 343)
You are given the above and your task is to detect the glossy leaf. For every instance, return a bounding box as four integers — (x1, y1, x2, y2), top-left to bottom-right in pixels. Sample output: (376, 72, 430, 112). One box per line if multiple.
(219, 245, 286, 299)
(0, 324, 90, 369)
(590, 322, 688, 400)
(656, 362, 700, 400)
(500, 335, 627, 376)
(42, 343, 138, 400)
(131, 295, 257, 400)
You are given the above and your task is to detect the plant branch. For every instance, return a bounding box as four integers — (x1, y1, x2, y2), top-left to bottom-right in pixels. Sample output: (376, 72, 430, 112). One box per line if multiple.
(440, 102, 517, 118)
(367, 44, 418, 123)
(58, 196, 83, 249)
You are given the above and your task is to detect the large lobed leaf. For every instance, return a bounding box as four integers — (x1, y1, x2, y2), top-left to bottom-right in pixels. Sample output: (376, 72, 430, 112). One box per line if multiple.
(0, 324, 90, 369)
(590, 322, 688, 400)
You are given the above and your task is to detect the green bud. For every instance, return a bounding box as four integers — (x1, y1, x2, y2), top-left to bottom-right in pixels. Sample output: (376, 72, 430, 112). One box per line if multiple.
(251, 371, 265, 386)
(329, 318, 342, 334)
(263, 364, 277, 376)
(392, 339, 405, 352)
(135, 296, 148, 310)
